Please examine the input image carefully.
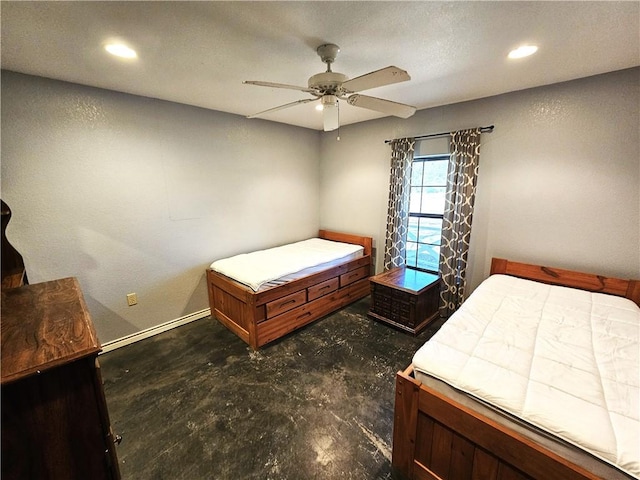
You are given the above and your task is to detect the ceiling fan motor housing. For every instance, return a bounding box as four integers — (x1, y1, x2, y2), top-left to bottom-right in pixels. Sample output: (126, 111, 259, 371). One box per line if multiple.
(308, 72, 348, 94)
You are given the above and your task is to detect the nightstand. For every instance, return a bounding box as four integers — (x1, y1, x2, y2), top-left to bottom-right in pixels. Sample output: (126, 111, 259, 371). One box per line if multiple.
(368, 266, 441, 334)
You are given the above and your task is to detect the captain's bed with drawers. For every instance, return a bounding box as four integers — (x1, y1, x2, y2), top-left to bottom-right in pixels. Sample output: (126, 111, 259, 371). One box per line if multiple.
(206, 230, 372, 350)
(392, 258, 640, 480)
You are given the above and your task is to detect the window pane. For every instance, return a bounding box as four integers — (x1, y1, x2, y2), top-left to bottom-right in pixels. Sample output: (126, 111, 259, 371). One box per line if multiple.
(420, 187, 446, 214)
(408, 217, 419, 242)
(406, 242, 417, 268)
(417, 244, 440, 272)
(418, 217, 443, 245)
(410, 161, 423, 186)
(409, 187, 422, 213)
(424, 160, 448, 186)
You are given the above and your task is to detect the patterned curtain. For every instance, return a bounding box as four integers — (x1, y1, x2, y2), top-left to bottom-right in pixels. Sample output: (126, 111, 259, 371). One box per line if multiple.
(383, 138, 416, 270)
(439, 128, 482, 317)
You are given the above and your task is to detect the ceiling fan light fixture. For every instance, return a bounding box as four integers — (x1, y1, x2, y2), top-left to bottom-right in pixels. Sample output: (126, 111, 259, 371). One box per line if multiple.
(321, 95, 339, 131)
(321, 95, 338, 108)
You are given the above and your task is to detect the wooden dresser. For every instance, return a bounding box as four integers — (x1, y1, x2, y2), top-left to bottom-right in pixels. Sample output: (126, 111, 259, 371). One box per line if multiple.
(368, 267, 441, 334)
(1, 277, 121, 480)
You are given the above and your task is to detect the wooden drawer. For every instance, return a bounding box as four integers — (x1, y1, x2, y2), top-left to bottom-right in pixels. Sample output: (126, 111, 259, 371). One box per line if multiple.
(392, 288, 410, 300)
(265, 290, 307, 318)
(308, 277, 339, 301)
(374, 284, 394, 297)
(257, 277, 371, 348)
(340, 265, 369, 287)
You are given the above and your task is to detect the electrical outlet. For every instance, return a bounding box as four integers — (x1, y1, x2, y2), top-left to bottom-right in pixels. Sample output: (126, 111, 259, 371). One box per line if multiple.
(126, 293, 138, 306)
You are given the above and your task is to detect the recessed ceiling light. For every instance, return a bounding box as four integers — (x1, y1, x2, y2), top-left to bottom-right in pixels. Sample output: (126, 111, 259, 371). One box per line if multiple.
(105, 43, 137, 59)
(508, 45, 538, 59)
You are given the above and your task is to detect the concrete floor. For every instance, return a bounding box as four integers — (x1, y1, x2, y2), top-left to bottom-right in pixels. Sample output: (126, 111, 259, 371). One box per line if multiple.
(100, 297, 444, 479)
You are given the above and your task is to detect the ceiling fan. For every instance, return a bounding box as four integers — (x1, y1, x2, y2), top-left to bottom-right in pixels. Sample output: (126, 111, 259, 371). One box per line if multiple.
(244, 43, 416, 131)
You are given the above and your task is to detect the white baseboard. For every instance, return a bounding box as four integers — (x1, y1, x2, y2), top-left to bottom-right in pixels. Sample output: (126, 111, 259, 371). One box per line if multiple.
(100, 308, 211, 354)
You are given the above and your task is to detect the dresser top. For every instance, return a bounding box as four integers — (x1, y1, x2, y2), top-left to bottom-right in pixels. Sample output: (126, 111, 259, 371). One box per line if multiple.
(370, 267, 440, 294)
(1, 277, 100, 385)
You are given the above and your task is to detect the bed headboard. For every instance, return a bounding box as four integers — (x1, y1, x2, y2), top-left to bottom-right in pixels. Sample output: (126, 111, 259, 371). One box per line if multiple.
(491, 257, 640, 307)
(318, 230, 373, 258)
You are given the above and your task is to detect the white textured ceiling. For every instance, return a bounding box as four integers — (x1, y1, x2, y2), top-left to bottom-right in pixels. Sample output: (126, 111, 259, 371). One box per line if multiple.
(2, 1, 639, 131)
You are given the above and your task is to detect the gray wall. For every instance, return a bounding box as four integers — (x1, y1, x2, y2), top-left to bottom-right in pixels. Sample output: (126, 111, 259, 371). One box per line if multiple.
(2, 68, 638, 344)
(1, 71, 321, 342)
(320, 67, 640, 292)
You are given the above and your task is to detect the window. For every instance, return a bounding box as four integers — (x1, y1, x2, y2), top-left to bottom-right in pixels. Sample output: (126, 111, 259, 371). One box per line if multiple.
(406, 155, 449, 273)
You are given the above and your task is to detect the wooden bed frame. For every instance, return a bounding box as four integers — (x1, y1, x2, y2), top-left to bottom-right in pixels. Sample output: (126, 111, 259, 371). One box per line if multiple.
(206, 230, 373, 349)
(392, 257, 640, 480)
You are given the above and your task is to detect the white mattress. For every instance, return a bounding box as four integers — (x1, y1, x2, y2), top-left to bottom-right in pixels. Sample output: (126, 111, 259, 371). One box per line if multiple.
(210, 237, 364, 291)
(412, 274, 640, 478)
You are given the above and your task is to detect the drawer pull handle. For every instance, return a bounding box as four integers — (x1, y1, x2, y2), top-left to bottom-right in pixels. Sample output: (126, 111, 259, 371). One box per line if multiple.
(297, 312, 312, 320)
(280, 299, 297, 307)
(320, 285, 331, 291)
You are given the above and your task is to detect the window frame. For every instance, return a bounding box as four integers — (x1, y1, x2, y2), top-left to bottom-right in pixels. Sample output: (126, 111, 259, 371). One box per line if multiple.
(406, 153, 450, 274)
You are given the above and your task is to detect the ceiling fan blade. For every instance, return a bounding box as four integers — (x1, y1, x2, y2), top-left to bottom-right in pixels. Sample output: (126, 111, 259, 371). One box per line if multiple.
(347, 94, 416, 118)
(341, 66, 410, 93)
(246, 98, 317, 119)
(323, 100, 339, 132)
(243, 80, 316, 94)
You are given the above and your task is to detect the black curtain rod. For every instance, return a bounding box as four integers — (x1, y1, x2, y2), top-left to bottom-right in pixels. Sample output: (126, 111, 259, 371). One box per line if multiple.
(384, 125, 494, 144)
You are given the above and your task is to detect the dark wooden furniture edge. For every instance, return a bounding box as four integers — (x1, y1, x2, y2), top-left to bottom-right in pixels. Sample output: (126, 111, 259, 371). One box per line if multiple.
(368, 310, 440, 335)
(392, 258, 640, 480)
(1, 277, 101, 385)
(1, 199, 28, 289)
(207, 230, 373, 349)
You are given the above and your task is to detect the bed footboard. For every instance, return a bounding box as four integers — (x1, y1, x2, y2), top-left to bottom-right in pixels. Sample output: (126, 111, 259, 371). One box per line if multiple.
(392, 366, 601, 480)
